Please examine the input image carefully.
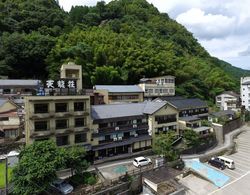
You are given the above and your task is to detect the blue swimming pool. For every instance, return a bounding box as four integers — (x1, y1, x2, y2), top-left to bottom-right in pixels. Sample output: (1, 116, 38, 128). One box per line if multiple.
(185, 159, 230, 187)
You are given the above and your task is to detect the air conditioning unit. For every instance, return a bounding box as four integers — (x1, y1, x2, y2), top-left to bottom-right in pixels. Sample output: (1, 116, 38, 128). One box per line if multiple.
(118, 137, 122, 141)
(134, 133, 138, 137)
(115, 126, 119, 130)
(113, 137, 117, 141)
(133, 124, 137, 128)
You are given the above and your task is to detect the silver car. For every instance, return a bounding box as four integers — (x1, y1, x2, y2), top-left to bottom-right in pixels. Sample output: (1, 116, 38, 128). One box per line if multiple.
(51, 179, 74, 194)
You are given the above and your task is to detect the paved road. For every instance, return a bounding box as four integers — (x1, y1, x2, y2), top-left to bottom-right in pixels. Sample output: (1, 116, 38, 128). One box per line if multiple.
(208, 127, 250, 194)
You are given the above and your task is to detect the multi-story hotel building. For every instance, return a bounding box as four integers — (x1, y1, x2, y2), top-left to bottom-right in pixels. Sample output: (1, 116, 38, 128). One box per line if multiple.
(0, 79, 41, 97)
(94, 85, 144, 104)
(138, 75, 175, 100)
(241, 77, 250, 111)
(91, 101, 178, 160)
(24, 95, 92, 151)
(216, 91, 240, 111)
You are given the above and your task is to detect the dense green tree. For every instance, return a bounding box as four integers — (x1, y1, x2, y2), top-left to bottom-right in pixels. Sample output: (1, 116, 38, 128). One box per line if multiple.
(153, 131, 179, 161)
(11, 140, 66, 195)
(182, 129, 201, 148)
(63, 146, 89, 176)
(0, 32, 55, 78)
(0, 0, 248, 101)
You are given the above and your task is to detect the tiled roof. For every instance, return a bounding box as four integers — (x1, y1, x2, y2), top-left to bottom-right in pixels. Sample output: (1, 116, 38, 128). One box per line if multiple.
(210, 110, 235, 117)
(168, 98, 208, 110)
(0, 79, 40, 87)
(217, 91, 239, 98)
(95, 85, 143, 93)
(91, 101, 168, 120)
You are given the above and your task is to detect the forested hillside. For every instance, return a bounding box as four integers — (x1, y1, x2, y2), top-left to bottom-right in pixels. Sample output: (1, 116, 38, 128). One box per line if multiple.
(0, 0, 249, 101)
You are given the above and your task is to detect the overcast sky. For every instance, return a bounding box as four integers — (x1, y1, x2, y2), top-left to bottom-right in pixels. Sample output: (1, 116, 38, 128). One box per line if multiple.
(58, 0, 250, 70)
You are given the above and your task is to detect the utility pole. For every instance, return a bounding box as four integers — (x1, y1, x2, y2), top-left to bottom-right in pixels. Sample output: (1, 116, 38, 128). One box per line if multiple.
(5, 156, 8, 195)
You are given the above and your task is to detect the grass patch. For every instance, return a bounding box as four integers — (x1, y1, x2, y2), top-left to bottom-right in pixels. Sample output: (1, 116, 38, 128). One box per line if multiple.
(0, 162, 13, 188)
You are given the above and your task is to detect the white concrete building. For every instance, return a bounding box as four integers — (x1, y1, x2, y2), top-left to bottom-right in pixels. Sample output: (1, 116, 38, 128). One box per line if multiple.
(241, 77, 250, 111)
(138, 76, 175, 100)
(216, 91, 239, 111)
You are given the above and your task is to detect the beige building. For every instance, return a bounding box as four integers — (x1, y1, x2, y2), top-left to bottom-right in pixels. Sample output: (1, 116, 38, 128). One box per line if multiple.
(60, 62, 83, 91)
(138, 76, 175, 99)
(94, 85, 144, 104)
(147, 102, 179, 137)
(0, 99, 22, 139)
(24, 95, 92, 151)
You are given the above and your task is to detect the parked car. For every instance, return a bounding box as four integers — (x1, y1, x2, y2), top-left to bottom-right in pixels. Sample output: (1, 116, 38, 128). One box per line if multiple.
(133, 156, 152, 167)
(208, 157, 226, 170)
(217, 156, 235, 169)
(51, 179, 74, 194)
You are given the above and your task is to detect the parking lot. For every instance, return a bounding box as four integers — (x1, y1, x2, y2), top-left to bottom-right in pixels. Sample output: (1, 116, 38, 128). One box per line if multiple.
(208, 128, 250, 194)
(181, 126, 250, 195)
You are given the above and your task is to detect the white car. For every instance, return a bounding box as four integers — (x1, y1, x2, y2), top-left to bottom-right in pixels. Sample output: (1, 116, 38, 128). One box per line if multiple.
(133, 156, 152, 167)
(51, 179, 74, 194)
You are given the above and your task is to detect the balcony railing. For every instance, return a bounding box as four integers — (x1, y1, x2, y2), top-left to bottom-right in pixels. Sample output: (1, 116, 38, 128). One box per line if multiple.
(98, 133, 149, 145)
(93, 123, 148, 136)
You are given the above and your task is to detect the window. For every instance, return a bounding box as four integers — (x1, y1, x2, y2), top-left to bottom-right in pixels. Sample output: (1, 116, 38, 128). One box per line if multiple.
(74, 102, 85, 111)
(169, 89, 174, 93)
(75, 118, 85, 127)
(155, 114, 177, 124)
(55, 103, 68, 112)
(56, 119, 68, 129)
(34, 121, 48, 131)
(163, 89, 168, 93)
(4, 129, 17, 138)
(34, 103, 48, 114)
(75, 133, 87, 143)
(3, 89, 11, 94)
(0, 117, 9, 121)
(99, 123, 108, 128)
(155, 89, 159, 93)
(56, 135, 68, 146)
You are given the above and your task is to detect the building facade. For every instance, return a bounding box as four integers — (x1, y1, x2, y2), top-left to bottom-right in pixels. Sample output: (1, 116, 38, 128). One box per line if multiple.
(94, 85, 144, 104)
(216, 91, 240, 111)
(0, 79, 41, 97)
(138, 76, 175, 99)
(0, 99, 22, 139)
(167, 98, 209, 119)
(24, 96, 92, 151)
(91, 102, 179, 160)
(241, 77, 250, 111)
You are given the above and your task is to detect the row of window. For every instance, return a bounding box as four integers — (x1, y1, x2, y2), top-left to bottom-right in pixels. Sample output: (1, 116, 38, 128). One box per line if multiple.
(34, 102, 86, 114)
(155, 114, 177, 124)
(145, 88, 175, 94)
(156, 125, 177, 133)
(99, 118, 147, 128)
(109, 95, 139, 100)
(180, 108, 208, 117)
(35, 133, 87, 146)
(155, 78, 175, 84)
(34, 118, 86, 131)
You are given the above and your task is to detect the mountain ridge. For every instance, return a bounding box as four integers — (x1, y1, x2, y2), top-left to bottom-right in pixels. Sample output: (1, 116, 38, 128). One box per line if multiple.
(0, 0, 249, 101)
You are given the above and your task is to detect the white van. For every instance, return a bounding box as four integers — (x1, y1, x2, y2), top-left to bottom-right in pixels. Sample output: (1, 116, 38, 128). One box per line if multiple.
(217, 156, 235, 169)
